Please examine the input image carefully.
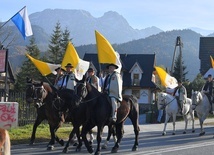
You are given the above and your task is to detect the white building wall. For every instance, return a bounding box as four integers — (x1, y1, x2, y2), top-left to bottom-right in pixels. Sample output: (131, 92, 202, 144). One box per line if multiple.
(123, 89, 153, 104)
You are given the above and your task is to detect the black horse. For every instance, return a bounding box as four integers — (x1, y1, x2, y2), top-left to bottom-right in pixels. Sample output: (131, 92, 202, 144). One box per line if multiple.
(75, 78, 140, 155)
(26, 79, 73, 150)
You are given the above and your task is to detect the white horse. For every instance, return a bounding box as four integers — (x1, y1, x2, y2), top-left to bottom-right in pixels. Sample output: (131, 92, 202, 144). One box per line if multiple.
(157, 92, 195, 135)
(191, 90, 210, 136)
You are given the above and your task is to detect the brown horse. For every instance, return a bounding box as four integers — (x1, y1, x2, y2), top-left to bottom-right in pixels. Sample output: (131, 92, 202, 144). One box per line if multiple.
(26, 80, 69, 150)
(75, 79, 140, 155)
(0, 128, 11, 155)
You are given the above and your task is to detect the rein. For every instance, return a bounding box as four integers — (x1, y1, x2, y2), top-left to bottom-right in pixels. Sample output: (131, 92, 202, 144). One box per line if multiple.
(80, 94, 102, 103)
(75, 82, 102, 104)
(52, 97, 63, 111)
(160, 96, 176, 108)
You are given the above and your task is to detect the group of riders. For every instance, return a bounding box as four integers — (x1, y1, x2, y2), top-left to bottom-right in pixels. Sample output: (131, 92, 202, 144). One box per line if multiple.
(39, 61, 214, 123)
(166, 74, 214, 115)
(54, 62, 123, 123)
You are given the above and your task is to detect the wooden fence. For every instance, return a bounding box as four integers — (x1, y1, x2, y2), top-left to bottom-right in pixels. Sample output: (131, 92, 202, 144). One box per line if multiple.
(0, 91, 37, 126)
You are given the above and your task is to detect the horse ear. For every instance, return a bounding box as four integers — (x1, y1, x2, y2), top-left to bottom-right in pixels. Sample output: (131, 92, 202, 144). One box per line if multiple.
(40, 81, 43, 85)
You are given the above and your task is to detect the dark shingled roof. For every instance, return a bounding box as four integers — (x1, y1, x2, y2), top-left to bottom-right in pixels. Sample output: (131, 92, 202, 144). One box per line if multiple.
(84, 53, 157, 88)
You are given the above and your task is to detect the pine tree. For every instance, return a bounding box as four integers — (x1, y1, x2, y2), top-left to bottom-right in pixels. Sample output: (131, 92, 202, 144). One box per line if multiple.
(172, 53, 188, 81)
(61, 27, 72, 52)
(46, 23, 72, 84)
(47, 22, 63, 64)
(14, 37, 42, 91)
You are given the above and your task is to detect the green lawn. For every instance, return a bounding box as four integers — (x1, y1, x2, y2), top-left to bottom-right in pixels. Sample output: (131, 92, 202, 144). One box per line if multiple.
(8, 123, 73, 145)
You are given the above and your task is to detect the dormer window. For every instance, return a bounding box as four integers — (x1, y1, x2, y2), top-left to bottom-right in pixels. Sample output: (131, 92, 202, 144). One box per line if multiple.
(129, 62, 143, 86)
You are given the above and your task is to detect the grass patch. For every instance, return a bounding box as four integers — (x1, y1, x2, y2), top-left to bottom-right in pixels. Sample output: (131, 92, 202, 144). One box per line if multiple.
(8, 123, 73, 145)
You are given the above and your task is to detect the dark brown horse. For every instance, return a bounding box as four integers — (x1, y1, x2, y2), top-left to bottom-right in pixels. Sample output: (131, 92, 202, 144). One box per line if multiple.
(26, 79, 71, 150)
(75, 79, 140, 155)
(0, 128, 11, 155)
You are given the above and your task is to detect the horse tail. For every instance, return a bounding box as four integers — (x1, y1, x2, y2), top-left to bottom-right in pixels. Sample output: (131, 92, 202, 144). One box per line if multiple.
(4, 129, 11, 155)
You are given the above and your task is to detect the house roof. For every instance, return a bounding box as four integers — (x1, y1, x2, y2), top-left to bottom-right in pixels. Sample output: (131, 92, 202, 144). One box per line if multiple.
(83, 53, 157, 88)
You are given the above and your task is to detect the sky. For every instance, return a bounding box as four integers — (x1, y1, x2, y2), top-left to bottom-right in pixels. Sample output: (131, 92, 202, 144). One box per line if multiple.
(1, 0, 214, 31)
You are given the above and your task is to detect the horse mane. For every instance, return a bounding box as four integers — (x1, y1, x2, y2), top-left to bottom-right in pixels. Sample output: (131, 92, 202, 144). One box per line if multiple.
(86, 83, 100, 95)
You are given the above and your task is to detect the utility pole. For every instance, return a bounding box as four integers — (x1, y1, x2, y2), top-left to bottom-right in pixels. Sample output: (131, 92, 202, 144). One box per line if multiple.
(171, 36, 183, 80)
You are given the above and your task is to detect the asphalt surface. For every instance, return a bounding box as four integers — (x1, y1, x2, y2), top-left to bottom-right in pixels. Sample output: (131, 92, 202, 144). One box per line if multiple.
(11, 117, 214, 155)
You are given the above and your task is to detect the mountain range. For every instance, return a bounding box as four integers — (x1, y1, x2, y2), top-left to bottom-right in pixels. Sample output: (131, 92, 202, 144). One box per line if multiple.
(0, 9, 212, 81)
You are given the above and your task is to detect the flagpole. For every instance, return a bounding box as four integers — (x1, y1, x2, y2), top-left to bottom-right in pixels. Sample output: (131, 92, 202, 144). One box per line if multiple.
(0, 6, 26, 30)
(44, 76, 54, 87)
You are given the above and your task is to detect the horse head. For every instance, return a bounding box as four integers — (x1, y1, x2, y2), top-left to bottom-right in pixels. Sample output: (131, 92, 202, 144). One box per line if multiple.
(157, 92, 167, 110)
(75, 75, 88, 104)
(32, 81, 48, 108)
(191, 90, 203, 110)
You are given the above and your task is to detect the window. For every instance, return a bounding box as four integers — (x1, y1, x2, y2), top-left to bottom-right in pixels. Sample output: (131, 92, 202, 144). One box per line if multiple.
(132, 90, 140, 99)
(132, 74, 140, 86)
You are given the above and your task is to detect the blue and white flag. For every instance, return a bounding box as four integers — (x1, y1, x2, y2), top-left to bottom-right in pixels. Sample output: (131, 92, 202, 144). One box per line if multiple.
(11, 6, 33, 39)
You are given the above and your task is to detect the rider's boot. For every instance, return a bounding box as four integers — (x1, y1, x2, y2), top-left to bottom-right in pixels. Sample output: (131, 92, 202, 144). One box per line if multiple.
(110, 98, 117, 123)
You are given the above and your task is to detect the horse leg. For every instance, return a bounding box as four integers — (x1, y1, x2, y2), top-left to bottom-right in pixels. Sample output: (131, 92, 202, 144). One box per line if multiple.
(52, 126, 64, 146)
(88, 129, 94, 146)
(162, 114, 170, 136)
(102, 124, 113, 149)
(172, 113, 176, 135)
(183, 115, 188, 134)
(199, 116, 205, 136)
(75, 126, 83, 152)
(95, 125, 104, 155)
(191, 111, 195, 133)
(47, 125, 56, 150)
(111, 122, 124, 153)
(30, 116, 44, 145)
(63, 128, 77, 153)
(129, 112, 140, 151)
(81, 123, 94, 154)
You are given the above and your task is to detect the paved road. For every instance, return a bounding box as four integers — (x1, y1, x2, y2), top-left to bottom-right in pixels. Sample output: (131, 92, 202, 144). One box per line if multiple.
(11, 118, 214, 155)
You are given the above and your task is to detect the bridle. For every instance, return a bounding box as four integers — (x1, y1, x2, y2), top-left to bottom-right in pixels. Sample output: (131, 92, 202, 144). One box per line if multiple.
(75, 82, 101, 104)
(192, 91, 202, 109)
(75, 82, 88, 102)
(33, 85, 48, 108)
(158, 94, 176, 109)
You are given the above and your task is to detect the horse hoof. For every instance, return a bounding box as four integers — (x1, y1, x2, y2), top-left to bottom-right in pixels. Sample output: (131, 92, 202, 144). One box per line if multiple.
(199, 132, 205, 136)
(132, 145, 138, 151)
(183, 131, 186, 134)
(102, 145, 107, 149)
(95, 151, 101, 155)
(62, 148, 68, 153)
(88, 147, 94, 154)
(29, 141, 34, 145)
(172, 133, 175, 135)
(75, 147, 81, 152)
(192, 130, 195, 133)
(111, 147, 118, 153)
(73, 142, 78, 146)
(162, 132, 166, 136)
(59, 139, 64, 146)
(76, 146, 82, 152)
(47, 145, 54, 151)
